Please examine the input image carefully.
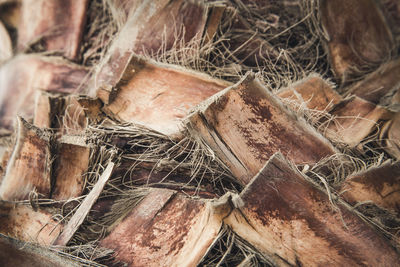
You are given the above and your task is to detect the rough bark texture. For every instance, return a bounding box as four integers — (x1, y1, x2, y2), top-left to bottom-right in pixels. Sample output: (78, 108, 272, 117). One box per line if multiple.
(187, 73, 336, 184)
(224, 153, 400, 266)
(101, 188, 228, 267)
(17, 0, 89, 60)
(100, 55, 230, 136)
(0, 202, 62, 246)
(321, 0, 394, 81)
(52, 138, 90, 200)
(90, 0, 217, 103)
(340, 161, 400, 214)
(278, 74, 342, 111)
(0, 118, 51, 201)
(0, 55, 88, 130)
(345, 58, 400, 104)
(323, 96, 392, 146)
(0, 234, 76, 267)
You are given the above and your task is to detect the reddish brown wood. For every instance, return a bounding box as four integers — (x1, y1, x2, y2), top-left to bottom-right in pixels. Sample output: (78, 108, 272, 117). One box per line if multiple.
(0, 234, 77, 267)
(0, 55, 88, 130)
(340, 161, 400, 214)
(89, 0, 220, 104)
(224, 153, 400, 266)
(52, 137, 90, 201)
(320, 0, 394, 81)
(0, 118, 51, 201)
(278, 74, 342, 111)
(323, 96, 393, 146)
(186, 73, 336, 184)
(100, 188, 227, 267)
(100, 55, 230, 136)
(345, 58, 400, 104)
(0, 202, 62, 246)
(17, 0, 89, 60)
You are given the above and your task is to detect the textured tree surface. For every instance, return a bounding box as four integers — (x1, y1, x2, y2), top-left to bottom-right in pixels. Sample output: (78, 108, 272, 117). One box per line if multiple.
(0, 0, 400, 266)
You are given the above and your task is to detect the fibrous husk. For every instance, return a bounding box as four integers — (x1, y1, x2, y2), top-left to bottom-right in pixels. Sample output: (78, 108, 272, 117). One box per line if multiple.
(199, 225, 272, 266)
(320, 0, 395, 83)
(340, 160, 400, 215)
(100, 188, 229, 267)
(53, 162, 114, 246)
(85, 122, 238, 198)
(0, 117, 51, 201)
(0, 201, 62, 246)
(34, 92, 89, 138)
(0, 54, 88, 130)
(224, 152, 400, 266)
(98, 55, 230, 136)
(17, 0, 89, 60)
(186, 73, 336, 184)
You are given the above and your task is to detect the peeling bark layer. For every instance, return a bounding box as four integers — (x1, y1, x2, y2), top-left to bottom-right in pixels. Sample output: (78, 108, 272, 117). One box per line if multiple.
(381, 113, 400, 159)
(100, 188, 228, 267)
(278, 74, 342, 111)
(0, 234, 76, 267)
(90, 0, 221, 103)
(186, 73, 336, 184)
(323, 96, 392, 146)
(224, 153, 400, 266)
(100, 55, 229, 136)
(0, 202, 62, 246)
(52, 138, 90, 201)
(18, 0, 89, 60)
(320, 0, 394, 81)
(0, 55, 88, 130)
(345, 58, 400, 105)
(0, 118, 51, 201)
(340, 161, 400, 214)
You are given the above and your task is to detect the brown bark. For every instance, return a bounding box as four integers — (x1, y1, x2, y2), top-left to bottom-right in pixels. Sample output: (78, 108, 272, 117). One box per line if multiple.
(186, 73, 336, 184)
(100, 188, 229, 267)
(0, 117, 51, 201)
(89, 0, 221, 103)
(17, 0, 89, 60)
(323, 96, 393, 146)
(345, 58, 400, 104)
(320, 0, 394, 81)
(0, 201, 62, 246)
(100, 55, 230, 136)
(0, 234, 76, 267)
(0, 55, 88, 130)
(51, 137, 90, 201)
(340, 161, 400, 214)
(278, 74, 342, 112)
(224, 153, 400, 266)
